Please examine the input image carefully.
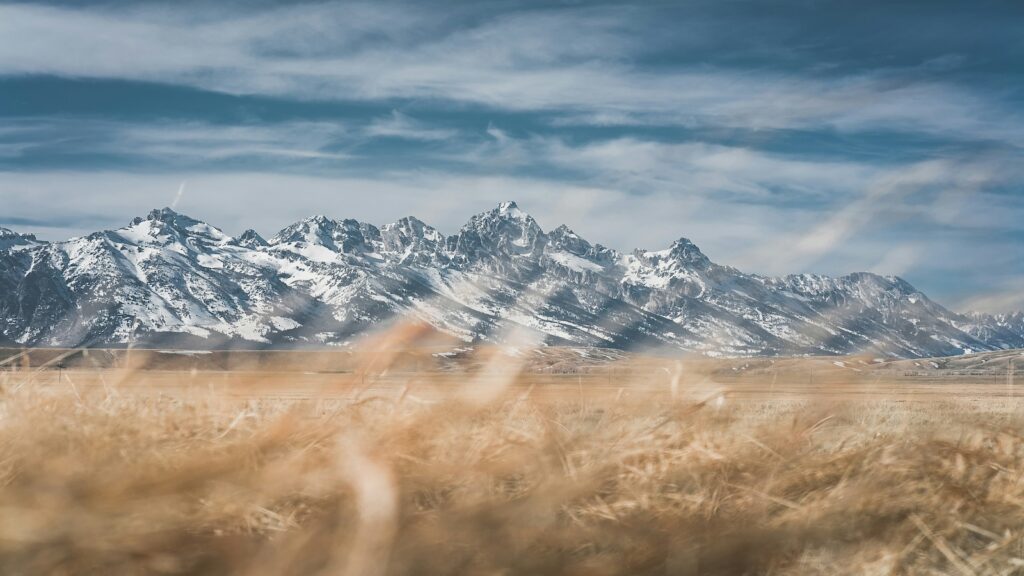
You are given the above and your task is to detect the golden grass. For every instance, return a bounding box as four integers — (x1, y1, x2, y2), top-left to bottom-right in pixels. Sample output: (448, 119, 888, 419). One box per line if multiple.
(3, 341, 1024, 574)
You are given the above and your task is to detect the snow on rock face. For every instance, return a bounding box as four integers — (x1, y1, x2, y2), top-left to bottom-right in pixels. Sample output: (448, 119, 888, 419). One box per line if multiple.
(0, 227, 41, 252)
(380, 217, 447, 265)
(271, 215, 373, 252)
(231, 229, 268, 249)
(546, 251, 605, 273)
(0, 201, 1020, 357)
(957, 311, 1024, 350)
(449, 200, 547, 264)
(137, 207, 230, 245)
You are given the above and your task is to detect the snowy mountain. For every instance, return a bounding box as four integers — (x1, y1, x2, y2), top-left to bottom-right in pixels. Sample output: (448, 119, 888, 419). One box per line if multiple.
(1, 202, 1020, 357)
(0, 227, 40, 252)
(956, 311, 1024, 351)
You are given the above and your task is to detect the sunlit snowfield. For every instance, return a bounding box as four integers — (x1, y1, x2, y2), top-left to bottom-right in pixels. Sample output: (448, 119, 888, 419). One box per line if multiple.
(2, 329, 1024, 575)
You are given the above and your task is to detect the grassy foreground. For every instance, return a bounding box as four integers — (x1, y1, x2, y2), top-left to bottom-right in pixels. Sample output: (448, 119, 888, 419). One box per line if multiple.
(3, 353, 1024, 575)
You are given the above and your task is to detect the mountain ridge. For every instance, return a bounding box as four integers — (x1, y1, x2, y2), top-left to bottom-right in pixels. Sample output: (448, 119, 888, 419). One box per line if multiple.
(1, 202, 1021, 357)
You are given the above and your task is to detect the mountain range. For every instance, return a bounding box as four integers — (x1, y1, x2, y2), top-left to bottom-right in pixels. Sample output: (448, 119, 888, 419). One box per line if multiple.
(1, 201, 1021, 357)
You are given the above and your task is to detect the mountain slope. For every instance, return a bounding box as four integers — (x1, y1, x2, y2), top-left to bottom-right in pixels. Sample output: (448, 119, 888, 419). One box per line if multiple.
(0, 202, 1018, 357)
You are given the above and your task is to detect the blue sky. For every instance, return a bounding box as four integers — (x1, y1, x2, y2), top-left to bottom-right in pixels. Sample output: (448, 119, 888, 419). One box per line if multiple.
(1, 0, 1022, 312)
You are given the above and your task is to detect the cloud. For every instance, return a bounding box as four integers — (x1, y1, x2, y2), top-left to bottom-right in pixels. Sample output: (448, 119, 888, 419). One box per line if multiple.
(171, 180, 186, 209)
(958, 278, 1024, 314)
(734, 158, 1022, 274)
(1, 1, 1022, 311)
(1, 2, 1022, 146)
(364, 111, 458, 141)
(0, 118, 352, 163)
(0, 169, 673, 246)
(867, 244, 923, 278)
(3, 120, 1020, 266)
(525, 137, 878, 201)
(0, 143, 1021, 312)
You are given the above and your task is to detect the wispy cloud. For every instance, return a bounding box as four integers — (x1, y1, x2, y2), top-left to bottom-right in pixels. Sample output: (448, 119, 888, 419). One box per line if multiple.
(1, 2, 1022, 146)
(0, 118, 352, 163)
(364, 111, 458, 141)
(1, 0, 1022, 311)
(738, 160, 997, 273)
(958, 278, 1024, 315)
(171, 180, 186, 209)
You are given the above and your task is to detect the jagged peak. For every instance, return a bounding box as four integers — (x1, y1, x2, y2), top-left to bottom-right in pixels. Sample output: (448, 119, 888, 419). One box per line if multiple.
(497, 200, 520, 213)
(270, 214, 381, 255)
(271, 215, 338, 245)
(467, 200, 541, 228)
(382, 216, 441, 239)
(464, 201, 540, 228)
(549, 224, 580, 238)
(3, 204, 1021, 357)
(470, 201, 534, 223)
(148, 206, 179, 220)
(450, 201, 547, 262)
(127, 207, 198, 228)
(378, 216, 447, 263)
(122, 207, 228, 244)
(548, 225, 592, 253)
(667, 237, 710, 265)
(306, 214, 334, 225)
(633, 237, 711, 268)
(0, 226, 40, 251)
(281, 214, 373, 230)
(384, 215, 426, 228)
(0, 226, 36, 241)
(232, 228, 268, 248)
(288, 214, 340, 231)
(145, 207, 200, 227)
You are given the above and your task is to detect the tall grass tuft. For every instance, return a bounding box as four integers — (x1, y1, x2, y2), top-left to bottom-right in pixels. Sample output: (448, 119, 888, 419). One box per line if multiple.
(2, 335, 1024, 574)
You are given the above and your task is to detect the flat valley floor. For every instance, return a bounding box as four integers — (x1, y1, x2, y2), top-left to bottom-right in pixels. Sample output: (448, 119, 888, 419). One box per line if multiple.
(3, 345, 1020, 403)
(2, 344, 1024, 575)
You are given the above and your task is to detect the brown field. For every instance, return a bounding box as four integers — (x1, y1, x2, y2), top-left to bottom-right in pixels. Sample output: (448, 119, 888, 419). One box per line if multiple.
(2, 332, 1024, 575)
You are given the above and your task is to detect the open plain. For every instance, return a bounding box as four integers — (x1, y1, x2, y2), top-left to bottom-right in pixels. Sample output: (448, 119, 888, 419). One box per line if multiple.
(3, 344, 1020, 403)
(2, 338, 1024, 575)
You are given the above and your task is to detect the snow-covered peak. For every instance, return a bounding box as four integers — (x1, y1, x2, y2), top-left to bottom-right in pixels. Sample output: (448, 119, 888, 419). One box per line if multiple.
(846, 273, 925, 304)
(667, 238, 710, 266)
(497, 200, 523, 216)
(548, 225, 588, 253)
(270, 215, 339, 247)
(482, 200, 534, 223)
(0, 227, 37, 241)
(546, 225, 618, 271)
(119, 208, 230, 247)
(2, 201, 1020, 358)
(452, 201, 546, 261)
(380, 216, 446, 263)
(382, 216, 442, 241)
(231, 229, 268, 249)
(0, 227, 40, 251)
(981, 310, 1024, 323)
(780, 272, 915, 295)
(141, 208, 223, 236)
(956, 310, 1024, 350)
(146, 207, 190, 224)
(270, 215, 382, 262)
(633, 237, 712, 269)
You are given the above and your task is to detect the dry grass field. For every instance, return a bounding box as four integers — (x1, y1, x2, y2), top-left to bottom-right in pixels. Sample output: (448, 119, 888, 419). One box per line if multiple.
(2, 329, 1024, 575)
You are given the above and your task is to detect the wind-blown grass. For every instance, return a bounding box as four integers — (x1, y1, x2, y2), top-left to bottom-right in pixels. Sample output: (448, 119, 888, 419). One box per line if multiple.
(2, 343, 1024, 575)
